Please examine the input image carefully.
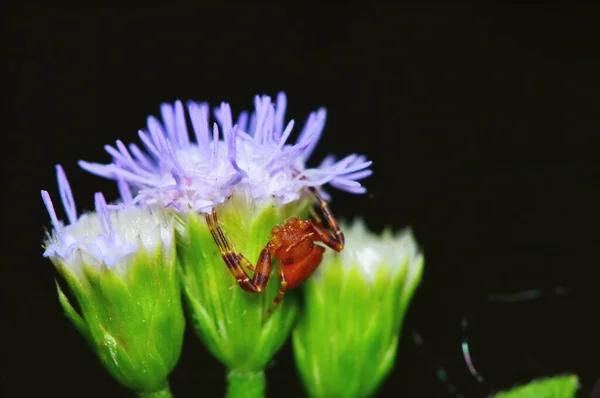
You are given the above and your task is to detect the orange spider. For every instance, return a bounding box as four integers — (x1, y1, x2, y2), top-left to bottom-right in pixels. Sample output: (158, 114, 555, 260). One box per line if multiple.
(205, 187, 344, 316)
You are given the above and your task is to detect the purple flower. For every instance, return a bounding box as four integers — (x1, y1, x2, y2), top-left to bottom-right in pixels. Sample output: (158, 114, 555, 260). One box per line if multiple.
(42, 165, 173, 275)
(79, 92, 372, 213)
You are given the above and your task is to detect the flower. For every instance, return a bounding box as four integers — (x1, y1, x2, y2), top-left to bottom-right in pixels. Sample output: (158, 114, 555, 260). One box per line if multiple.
(42, 166, 173, 275)
(41, 165, 185, 396)
(292, 219, 424, 398)
(78, 92, 372, 213)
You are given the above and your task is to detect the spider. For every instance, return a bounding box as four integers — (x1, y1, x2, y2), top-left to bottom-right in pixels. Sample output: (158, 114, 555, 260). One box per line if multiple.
(205, 187, 344, 316)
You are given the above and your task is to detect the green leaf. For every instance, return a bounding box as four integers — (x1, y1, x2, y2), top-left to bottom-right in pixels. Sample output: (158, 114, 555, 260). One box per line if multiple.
(491, 375, 579, 398)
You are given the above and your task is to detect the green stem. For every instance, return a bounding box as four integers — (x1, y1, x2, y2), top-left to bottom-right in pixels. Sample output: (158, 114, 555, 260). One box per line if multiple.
(137, 382, 173, 398)
(226, 369, 266, 398)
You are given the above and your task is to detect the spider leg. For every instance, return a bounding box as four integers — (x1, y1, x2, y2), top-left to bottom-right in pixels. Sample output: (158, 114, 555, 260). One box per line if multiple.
(263, 262, 288, 321)
(310, 207, 323, 226)
(205, 209, 272, 293)
(237, 254, 255, 272)
(308, 187, 344, 251)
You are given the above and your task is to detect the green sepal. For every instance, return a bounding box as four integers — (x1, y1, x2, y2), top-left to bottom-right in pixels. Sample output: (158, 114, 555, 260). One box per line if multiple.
(52, 239, 185, 394)
(55, 280, 92, 346)
(491, 375, 579, 398)
(293, 250, 423, 398)
(178, 196, 309, 372)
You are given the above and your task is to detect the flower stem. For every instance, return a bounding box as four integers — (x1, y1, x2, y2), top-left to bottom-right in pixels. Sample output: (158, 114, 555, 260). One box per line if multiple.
(226, 369, 266, 398)
(137, 382, 173, 398)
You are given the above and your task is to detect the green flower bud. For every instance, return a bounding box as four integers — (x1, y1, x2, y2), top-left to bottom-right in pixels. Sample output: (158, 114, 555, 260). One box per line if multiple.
(491, 375, 579, 398)
(42, 180, 185, 396)
(292, 219, 424, 398)
(177, 194, 311, 396)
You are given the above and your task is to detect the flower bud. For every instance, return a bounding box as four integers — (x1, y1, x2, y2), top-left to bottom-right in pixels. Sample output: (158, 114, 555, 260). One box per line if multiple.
(292, 219, 424, 398)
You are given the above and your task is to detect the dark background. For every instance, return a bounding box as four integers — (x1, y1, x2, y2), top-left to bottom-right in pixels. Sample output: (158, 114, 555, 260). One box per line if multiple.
(4, 4, 600, 397)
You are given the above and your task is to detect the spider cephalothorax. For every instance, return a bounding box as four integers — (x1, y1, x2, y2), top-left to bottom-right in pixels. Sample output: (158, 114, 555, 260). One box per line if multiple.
(205, 187, 344, 316)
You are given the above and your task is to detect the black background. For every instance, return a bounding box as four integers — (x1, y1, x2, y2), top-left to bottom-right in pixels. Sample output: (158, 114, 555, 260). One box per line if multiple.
(4, 4, 600, 398)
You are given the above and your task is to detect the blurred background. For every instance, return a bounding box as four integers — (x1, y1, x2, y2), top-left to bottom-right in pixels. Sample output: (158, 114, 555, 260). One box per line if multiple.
(5, 4, 600, 397)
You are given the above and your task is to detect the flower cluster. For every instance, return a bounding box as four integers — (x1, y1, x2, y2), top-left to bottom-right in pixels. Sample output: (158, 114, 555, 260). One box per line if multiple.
(38, 90, 584, 398)
(41, 92, 375, 398)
